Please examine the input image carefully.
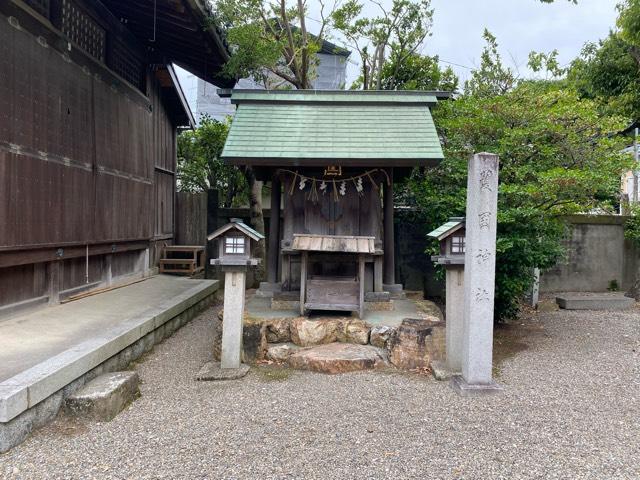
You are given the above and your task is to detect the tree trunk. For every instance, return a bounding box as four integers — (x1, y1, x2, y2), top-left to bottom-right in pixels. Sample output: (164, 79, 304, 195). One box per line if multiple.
(244, 167, 266, 286)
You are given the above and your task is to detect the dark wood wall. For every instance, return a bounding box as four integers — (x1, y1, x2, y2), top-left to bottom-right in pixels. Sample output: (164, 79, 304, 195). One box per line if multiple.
(281, 169, 383, 248)
(0, 4, 178, 311)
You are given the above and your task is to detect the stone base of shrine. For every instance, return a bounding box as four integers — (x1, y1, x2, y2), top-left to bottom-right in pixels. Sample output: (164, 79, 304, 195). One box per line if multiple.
(383, 284, 405, 298)
(255, 282, 282, 298)
(213, 293, 447, 374)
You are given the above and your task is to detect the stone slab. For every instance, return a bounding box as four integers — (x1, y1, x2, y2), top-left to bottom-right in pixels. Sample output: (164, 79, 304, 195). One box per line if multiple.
(555, 295, 635, 310)
(64, 372, 139, 421)
(195, 362, 249, 381)
(255, 282, 282, 298)
(0, 276, 218, 423)
(450, 375, 504, 397)
(288, 343, 387, 374)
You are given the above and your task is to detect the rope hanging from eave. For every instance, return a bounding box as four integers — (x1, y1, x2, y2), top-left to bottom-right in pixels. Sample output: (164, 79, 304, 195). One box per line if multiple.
(281, 168, 390, 203)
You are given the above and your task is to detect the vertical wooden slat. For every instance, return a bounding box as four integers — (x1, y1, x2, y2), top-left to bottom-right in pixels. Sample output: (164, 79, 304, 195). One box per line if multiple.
(300, 251, 308, 315)
(358, 254, 365, 318)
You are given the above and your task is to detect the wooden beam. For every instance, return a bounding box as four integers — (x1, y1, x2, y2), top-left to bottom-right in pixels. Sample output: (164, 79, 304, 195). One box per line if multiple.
(0, 241, 149, 268)
(383, 168, 395, 285)
(267, 175, 281, 284)
(299, 251, 308, 315)
(359, 253, 365, 319)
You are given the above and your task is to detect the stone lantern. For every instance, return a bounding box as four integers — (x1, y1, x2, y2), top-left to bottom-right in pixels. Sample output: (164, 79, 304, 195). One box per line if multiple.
(428, 217, 465, 373)
(197, 219, 264, 380)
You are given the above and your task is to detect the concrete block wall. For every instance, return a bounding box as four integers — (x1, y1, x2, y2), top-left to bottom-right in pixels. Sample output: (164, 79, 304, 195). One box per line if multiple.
(540, 215, 639, 293)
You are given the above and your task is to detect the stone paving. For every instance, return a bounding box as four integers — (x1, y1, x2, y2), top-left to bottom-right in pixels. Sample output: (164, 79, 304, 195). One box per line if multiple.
(1, 301, 639, 479)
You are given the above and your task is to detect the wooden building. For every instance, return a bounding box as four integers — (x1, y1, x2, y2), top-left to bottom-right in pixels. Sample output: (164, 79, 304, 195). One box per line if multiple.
(0, 0, 231, 313)
(220, 90, 446, 316)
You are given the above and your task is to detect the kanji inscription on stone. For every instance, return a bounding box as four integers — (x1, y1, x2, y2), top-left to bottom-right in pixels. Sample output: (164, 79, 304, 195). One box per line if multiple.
(479, 169, 494, 192)
(478, 212, 491, 230)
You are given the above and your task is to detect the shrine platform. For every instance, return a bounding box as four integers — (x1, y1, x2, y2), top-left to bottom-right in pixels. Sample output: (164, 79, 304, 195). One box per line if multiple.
(246, 292, 441, 327)
(0, 275, 218, 452)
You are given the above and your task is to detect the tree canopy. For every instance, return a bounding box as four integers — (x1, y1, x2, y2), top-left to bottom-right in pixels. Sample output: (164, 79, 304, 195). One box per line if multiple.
(332, 0, 434, 89)
(177, 116, 246, 208)
(404, 31, 633, 320)
(214, 0, 335, 89)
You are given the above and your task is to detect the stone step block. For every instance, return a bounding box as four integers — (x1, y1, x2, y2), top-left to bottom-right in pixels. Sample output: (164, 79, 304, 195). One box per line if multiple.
(288, 343, 387, 374)
(556, 294, 635, 310)
(64, 372, 139, 421)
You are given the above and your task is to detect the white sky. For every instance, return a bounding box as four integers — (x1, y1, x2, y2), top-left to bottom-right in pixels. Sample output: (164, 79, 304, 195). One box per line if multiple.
(309, 0, 620, 85)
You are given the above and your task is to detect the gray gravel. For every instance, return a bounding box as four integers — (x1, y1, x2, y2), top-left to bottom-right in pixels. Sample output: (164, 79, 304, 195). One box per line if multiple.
(1, 302, 639, 479)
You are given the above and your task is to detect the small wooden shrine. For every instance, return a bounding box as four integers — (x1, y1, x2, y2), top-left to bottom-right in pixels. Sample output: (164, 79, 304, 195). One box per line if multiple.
(219, 90, 446, 316)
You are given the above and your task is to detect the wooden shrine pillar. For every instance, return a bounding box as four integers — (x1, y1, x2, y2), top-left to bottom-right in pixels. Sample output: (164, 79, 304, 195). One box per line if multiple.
(383, 168, 397, 289)
(267, 175, 281, 284)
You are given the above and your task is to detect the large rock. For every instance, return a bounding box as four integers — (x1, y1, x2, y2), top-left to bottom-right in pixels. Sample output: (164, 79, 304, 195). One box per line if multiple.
(336, 319, 370, 345)
(288, 343, 387, 374)
(265, 319, 291, 343)
(290, 318, 339, 347)
(388, 318, 445, 370)
(290, 318, 371, 346)
(370, 325, 396, 348)
(266, 343, 301, 362)
(212, 313, 268, 363)
(415, 300, 444, 321)
(64, 372, 139, 421)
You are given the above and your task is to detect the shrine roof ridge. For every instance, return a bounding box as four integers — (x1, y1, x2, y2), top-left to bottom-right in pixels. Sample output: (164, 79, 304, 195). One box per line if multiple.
(218, 89, 452, 106)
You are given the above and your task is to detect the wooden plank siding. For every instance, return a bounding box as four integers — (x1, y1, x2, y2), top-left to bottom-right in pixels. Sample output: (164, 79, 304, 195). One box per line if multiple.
(0, 6, 180, 308)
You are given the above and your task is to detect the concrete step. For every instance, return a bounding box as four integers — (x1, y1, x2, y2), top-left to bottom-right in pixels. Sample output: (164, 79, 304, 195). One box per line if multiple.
(64, 372, 139, 421)
(287, 343, 388, 374)
(556, 294, 635, 310)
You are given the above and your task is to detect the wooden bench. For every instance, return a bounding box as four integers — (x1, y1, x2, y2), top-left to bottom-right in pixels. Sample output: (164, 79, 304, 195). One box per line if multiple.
(159, 245, 205, 276)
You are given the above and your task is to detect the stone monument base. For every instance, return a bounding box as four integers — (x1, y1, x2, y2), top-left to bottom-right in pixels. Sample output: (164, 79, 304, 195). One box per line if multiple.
(450, 375, 503, 397)
(196, 361, 249, 381)
(255, 282, 282, 298)
(383, 284, 405, 298)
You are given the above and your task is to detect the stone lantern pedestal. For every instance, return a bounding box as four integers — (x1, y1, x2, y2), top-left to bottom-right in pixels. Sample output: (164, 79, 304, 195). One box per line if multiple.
(196, 220, 264, 381)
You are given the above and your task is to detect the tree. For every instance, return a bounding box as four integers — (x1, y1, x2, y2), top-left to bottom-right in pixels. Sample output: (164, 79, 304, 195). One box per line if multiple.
(379, 50, 458, 91)
(177, 116, 247, 208)
(215, 0, 338, 89)
(332, 0, 434, 90)
(404, 30, 633, 320)
(464, 29, 516, 97)
(617, 0, 640, 65)
(567, 34, 640, 120)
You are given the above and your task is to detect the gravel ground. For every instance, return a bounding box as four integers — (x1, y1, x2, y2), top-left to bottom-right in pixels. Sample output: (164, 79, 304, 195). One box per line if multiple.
(1, 302, 639, 479)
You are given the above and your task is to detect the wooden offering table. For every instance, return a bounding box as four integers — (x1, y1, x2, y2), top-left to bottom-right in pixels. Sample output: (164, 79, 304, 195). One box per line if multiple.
(293, 234, 380, 318)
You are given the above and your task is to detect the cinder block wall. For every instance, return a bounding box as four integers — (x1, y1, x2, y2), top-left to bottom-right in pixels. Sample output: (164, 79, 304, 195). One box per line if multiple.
(540, 215, 639, 293)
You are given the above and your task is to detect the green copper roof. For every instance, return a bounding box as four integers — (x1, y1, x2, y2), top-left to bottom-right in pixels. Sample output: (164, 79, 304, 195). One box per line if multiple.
(427, 218, 465, 240)
(221, 90, 445, 167)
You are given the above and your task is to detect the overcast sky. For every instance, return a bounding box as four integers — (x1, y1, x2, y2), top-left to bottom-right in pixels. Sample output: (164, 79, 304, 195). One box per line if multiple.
(313, 0, 620, 85)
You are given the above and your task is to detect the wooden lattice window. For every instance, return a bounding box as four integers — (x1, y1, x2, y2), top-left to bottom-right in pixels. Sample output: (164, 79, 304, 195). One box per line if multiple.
(24, 0, 50, 18)
(61, 0, 106, 62)
(451, 235, 465, 254)
(109, 35, 146, 91)
(225, 236, 246, 255)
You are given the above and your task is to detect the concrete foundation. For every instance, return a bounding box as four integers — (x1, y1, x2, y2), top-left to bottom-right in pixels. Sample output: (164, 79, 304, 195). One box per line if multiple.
(195, 362, 249, 381)
(556, 293, 635, 310)
(450, 375, 504, 397)
(0, 276, 218, 453)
